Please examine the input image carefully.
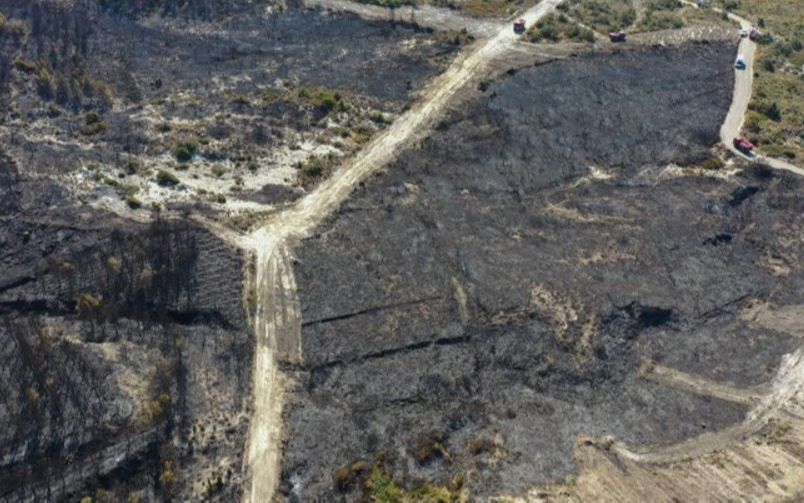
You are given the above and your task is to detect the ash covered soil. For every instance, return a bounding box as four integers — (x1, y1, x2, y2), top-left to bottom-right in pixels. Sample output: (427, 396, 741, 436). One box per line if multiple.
(1, 116, 253, 500)
(281, 42, 804, 500)
(0, 1, 468, 499)
(0, 0, 461, 217)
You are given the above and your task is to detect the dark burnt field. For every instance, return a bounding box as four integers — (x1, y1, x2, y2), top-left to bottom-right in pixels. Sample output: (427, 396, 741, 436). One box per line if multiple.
(1, 109, 253, 500)
(94, 6, 451, 104)
(0, 0, 461, 214)
(280, 41, 804, 500)
(0, 197, 253, 501)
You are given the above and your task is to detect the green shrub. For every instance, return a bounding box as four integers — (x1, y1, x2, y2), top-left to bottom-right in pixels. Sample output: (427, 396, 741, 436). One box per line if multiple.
(174, 140, 199, 162)
(85, 111, 101, 125)
(301, 160, 323, 178)
(366, 467, 403, 503)
(229, 94, 250, 106)
(307, 89, 348, 113)
(699, 157, 725, 170)
(645, 0, 680, 13)
(369, 112, 387, 124)
(211, 164, 227, 178)
(79, 121, 106, 136)
(755, 101, 782, 121)
(37, 64, 54, 99)
(262, 90, 281, 102)
(155, 170, 180, 186)
(121, 157, 141, 175)
(567, 25, 596, 42)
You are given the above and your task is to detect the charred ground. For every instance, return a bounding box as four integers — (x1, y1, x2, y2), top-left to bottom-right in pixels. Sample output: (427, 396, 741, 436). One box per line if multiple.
(280, 41, 804, 500)
(0, 194, 253, 501)
(0, 0, 461, 220)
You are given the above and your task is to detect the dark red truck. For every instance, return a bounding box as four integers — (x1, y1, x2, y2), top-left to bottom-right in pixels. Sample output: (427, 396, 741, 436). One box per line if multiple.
(733, 136, 754, 153)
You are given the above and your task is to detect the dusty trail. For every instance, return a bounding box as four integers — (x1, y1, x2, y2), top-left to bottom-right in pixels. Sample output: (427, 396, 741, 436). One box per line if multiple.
(640, 361, 766, 406)
(242, 241, 299, 503)
(239, 1, 564, 501)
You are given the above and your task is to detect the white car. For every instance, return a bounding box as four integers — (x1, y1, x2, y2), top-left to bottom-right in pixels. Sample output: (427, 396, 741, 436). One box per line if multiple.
(740, 28, 748, 37)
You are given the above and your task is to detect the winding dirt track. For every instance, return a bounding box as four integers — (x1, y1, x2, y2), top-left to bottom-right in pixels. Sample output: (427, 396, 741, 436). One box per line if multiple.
(239, 2, 564, 501)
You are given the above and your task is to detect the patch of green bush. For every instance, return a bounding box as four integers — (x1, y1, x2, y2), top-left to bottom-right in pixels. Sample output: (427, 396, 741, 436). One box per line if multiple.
(211, 164, 227, 178)
(155, 170, 180, 186)
(369, 112, 388, 124)
(699, 157, 725, 170)
(37, 64, 54, 99)
(174, 140, 199, 162)
(301, 160, 323, 178)
(527, 14, 595, 43)
(79, 113, 107, 136)
(302, 88, 349, 113)
(366, 467, 403, 503)
(638, 10, 685, 31)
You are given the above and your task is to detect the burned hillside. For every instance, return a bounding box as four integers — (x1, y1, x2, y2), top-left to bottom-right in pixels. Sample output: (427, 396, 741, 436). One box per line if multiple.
(279, 42, 804, 500)
(0, 0, 461, 217)
(0, 173, 253, 501)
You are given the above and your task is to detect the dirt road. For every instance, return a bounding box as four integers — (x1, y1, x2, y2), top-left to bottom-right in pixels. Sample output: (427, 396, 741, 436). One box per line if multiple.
(640, 362, 766, 406)
(242, 240, 299, 503)
(239, 2, 564, 501)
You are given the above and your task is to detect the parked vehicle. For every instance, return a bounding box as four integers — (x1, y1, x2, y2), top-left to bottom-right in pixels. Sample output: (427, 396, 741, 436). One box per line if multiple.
(733, 136, 754, 153)
(514, 19, 526, 34)
(609, 31, 627, 42)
